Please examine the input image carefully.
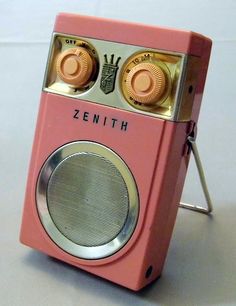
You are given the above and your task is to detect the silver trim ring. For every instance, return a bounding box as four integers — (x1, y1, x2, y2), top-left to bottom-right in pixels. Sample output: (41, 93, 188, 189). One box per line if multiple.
(36, 141, 139, 260)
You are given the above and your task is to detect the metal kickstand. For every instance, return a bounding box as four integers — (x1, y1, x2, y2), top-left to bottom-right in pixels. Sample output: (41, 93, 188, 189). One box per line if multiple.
(179, 136, 213, 215)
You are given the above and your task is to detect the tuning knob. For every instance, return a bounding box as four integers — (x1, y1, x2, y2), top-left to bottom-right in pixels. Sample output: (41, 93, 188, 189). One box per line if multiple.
(125, 62, 166, 105)
(56, 47, 95, 87)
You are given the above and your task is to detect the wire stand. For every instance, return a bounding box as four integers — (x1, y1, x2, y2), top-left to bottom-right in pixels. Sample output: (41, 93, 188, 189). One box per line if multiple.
(179, 136, 213, 215)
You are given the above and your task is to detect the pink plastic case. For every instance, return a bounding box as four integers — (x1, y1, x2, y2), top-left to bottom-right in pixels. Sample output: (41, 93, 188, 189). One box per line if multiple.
(20, 13, 212, 291)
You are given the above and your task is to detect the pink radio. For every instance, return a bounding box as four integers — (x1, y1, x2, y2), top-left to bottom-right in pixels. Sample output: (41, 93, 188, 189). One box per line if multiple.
(20, 13, 212, 291)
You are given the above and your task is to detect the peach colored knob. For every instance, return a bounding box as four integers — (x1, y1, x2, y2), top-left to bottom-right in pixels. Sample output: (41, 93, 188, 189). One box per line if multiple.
(56, 47, 94, 87)
(126, 63, 166, 104)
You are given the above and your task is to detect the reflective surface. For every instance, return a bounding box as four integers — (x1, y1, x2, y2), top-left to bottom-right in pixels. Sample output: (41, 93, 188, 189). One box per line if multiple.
(36, 141, 139, 259)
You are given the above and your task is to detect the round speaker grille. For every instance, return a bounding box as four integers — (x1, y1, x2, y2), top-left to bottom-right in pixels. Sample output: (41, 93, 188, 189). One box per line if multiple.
(36, 141, 139, 259)
(47, 153, 129, 247)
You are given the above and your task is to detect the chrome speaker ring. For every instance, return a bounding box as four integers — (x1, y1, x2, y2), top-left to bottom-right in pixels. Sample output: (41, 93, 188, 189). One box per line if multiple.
(36, 141, 139, 260)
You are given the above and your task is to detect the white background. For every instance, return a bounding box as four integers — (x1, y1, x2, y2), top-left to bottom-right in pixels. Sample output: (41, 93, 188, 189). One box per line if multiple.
(0, 1, 236, 305)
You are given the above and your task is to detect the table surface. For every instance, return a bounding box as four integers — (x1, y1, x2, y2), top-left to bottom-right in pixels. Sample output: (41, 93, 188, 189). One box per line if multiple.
(1, 1, 236, 305)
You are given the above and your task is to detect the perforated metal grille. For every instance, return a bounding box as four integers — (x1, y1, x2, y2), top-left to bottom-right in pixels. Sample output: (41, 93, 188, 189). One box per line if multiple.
(47, 153, 129, 247)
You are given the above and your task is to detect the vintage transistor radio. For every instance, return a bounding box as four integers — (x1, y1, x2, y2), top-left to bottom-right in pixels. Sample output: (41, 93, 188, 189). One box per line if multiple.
(20, 13, 212, 291)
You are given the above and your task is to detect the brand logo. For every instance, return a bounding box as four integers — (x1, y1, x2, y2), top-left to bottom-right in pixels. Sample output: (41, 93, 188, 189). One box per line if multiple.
(73, 109, 128, 132)
(100, 54, 121, 94)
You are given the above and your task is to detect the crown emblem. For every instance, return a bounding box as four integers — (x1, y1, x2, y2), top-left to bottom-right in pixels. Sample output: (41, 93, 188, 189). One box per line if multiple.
(100, 54, 121, 94)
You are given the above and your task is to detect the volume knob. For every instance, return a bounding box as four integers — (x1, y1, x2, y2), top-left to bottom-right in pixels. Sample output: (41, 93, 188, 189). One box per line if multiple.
(56, 47, 94, 87)
(126, 62, 166, 104)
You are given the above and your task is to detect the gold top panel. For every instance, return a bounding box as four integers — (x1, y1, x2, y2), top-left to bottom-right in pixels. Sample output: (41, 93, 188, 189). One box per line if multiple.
(43, 33, 200, 122)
